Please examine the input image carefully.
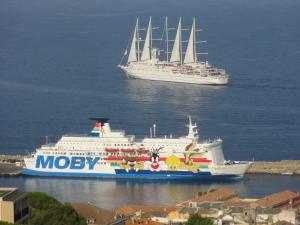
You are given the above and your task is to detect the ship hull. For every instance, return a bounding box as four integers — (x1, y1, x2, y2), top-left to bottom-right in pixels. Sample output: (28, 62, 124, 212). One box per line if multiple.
(119, 66, 229, 85)
(22, 117, 250, 181)
(22, 168, 243, 180)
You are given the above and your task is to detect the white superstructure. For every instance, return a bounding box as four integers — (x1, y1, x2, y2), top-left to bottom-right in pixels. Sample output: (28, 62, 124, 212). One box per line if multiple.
(118, 17, 229, 85)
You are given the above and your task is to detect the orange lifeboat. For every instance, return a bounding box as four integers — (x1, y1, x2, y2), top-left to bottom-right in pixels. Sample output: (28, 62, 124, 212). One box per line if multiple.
(121, 149, 135, 153)
(105, 148, 119, 153)
(136, 149, 149, 154)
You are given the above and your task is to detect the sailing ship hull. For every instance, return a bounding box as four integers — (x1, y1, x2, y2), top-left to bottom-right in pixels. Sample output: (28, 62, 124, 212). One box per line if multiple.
(120, 66, 229, 85)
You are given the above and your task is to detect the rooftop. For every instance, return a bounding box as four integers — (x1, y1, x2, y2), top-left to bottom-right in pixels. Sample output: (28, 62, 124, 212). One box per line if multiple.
(0, 187, 20, 200)
(115, 204, 176, 217)
(225, 197, 257, 207)
(196, 188, 238, 203)
(0, 191, 10, 198)
(126, 217, 162, 225)
(72, 203, 115, 225)
(255, 190, 299, 208)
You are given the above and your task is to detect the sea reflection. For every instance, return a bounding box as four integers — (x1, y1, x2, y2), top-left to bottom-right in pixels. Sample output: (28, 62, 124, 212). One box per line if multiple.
(125, 79, 228, 135)
(22, 176, 244, 210)
(1, 175, 300, 210)
(126, 79, 227, 109)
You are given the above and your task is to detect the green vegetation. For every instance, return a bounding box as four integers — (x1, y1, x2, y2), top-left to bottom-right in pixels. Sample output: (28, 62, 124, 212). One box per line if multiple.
(28, 192, 86, 225)
(0, 191, 9, 197)
(0, 222, 14, 225)
(186, 214, 214, 225)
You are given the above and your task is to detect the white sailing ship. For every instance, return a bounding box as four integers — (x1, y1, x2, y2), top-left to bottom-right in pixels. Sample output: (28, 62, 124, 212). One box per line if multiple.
(118, 17, 229, 85)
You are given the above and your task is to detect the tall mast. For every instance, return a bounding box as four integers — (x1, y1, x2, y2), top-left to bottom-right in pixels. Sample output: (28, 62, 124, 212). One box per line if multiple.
(150, 17, 152, 59)
(127, 18, 138, 63)
(179, 17, 182, 65)
(193, 17, 197, 62)
(165, 17, 169, 62)
(170, 17, 182, 63)
(137, 17, 140, 62)
(184, 17, 197, 64)
(141, 17, 152, 61)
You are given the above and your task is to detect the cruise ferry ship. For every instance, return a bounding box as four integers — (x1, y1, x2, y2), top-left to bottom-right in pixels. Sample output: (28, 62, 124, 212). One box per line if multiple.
(22, 117, 250, 179)
(118, 17, 229, 85)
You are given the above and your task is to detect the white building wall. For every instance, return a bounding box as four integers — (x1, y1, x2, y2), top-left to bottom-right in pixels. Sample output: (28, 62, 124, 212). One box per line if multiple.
(273, 209, 297, 225)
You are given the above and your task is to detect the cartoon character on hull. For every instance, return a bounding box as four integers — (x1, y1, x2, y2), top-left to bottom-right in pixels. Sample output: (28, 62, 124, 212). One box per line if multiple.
(127, 159, 136, 169)
(144, 147, 167, 171)
(150, 152, 160, 170)
(122, 157, 140, 171)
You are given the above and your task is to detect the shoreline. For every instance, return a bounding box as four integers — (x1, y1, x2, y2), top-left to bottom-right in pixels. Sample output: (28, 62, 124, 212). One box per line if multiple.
(1, 155, 300, 176)
(247, 160, 300, 175)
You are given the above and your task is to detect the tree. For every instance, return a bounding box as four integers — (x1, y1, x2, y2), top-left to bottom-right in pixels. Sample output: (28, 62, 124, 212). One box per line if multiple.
(0, 222, 14, 225)
(186, 214, 213, 225)
(28, 192, 86, 225)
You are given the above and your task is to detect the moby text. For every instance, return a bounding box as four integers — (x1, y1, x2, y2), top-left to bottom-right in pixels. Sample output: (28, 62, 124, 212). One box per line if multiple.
(35, 156, 100, 170)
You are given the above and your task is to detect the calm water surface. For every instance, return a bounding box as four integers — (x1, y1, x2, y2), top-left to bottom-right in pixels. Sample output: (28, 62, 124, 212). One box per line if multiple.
(0, 0, 300, 208)
(1, 175, 300, 210)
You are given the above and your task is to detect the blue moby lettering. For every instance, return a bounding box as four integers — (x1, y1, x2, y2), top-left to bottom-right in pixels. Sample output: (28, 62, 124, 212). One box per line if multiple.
(36, 155, 54, 168)
(86, 157, 99, 170)
(35, 156, 99, 170)
(54, 156, 70, 169)
(70, 157, 85, 169)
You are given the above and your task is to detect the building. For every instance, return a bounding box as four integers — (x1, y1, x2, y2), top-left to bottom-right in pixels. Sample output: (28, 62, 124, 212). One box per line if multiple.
(0, 188, 29, 224)
(71, 203, 115, 225)
(176, 188, 238, 208)
(196, 188, 238, 203)
(115, 204, 175, 218)
(125, 217, 162, 225)
(273, 209, 299, 225)
(255, 190, 300, 209)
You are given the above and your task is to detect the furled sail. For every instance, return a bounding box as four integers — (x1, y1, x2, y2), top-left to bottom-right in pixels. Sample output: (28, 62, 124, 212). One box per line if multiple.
(170, 18, 182, 63)
(128, 19, 138, 63)
(184, 18, 197, 64)
(141, 17, 152, 61)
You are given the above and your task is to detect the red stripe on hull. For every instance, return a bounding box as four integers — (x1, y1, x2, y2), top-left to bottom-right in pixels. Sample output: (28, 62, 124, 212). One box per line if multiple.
(105, 156, 211, 163)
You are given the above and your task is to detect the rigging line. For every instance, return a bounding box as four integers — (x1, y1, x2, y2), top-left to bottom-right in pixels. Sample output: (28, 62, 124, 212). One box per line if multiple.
(159, 20, 165, 51)
(119, 24, 135, 65)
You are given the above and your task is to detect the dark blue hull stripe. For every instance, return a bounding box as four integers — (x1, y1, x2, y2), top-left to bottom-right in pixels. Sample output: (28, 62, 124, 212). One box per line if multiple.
(22, 169, 242, 180)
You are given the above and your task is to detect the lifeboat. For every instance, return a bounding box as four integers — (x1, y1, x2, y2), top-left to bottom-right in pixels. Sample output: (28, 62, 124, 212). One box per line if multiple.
(121, 149, 135, 153)
(136, 149, 149, 154)
(105, 148, 119, 153)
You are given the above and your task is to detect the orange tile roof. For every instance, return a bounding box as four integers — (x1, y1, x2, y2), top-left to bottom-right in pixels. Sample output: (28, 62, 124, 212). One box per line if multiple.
(255, 190, 299, 208)
(225, 198, 250, 207)
(196, 188, 238, 202)
(72, 203, 115, 225)
(115, 204, 175, 217)
(126, 218, 162, 225)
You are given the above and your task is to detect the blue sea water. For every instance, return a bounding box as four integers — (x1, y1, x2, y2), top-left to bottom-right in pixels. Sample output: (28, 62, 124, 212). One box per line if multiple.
(0, 175, 300, 210)
(0, 0, 300, 208)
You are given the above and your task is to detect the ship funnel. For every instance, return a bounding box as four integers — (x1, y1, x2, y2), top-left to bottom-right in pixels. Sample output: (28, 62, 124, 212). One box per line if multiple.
(89, 118, 110, 137)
